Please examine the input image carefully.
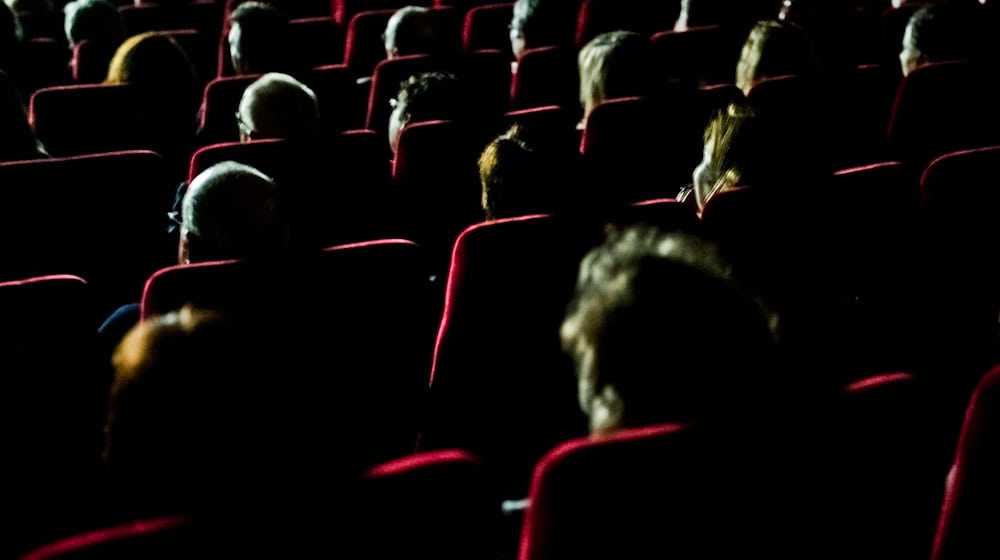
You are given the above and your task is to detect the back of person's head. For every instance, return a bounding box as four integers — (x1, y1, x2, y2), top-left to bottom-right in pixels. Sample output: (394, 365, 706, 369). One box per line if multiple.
(227, 0, 289, 75)
(735, 20, 819, 94)
(63, 0, 124, 47)
(106, 306, 272, 515)
(577, 30, 653, 121)
(561, 227, 779, 434)
(5, 0, 52, 14)
(179, 161, 289, 264)
(238, 72, 319, 142)
(510, 0, 576, 59)
(478, 124, 565, 220)
(691, 102, 779, 211)
(900, 4, 975, 76)
(383, 5, 438, 58)
(0, 68, 43, 161)
(387, 71, 466, 152)
(105, 31, 195, 89)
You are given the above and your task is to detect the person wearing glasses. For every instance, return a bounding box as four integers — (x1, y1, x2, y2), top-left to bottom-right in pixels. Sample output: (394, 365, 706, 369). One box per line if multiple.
(236, 72, 319, 143)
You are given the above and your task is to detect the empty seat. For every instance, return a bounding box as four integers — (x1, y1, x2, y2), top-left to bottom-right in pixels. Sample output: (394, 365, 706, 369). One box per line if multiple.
(0, 151, 175, 311)
(887, 61, 1000, 169)
(933, 364, 1000, 560)
(289, 16, 346, 70)
(21, 516, 195, 560)
(303, 64, 367, 132)
(574, 0, 679, 46)
(334, 0, 431, 26)
(520, 422, 791, 559)
(509, 45, 578, 111)
(820, 372, 954, 560)
(423, 215, 611, 495)
(361, 450, 501, 560)
(342, 9, 397, 76)
(141, 239, 436, 466)
(581, 95, 704, 204)
(0, 275, 106, 557)
(462, 2, 514, 55)
(30, 84, 197, 161)
(651, 25, 747, 87)
(71, 39, 122, 84)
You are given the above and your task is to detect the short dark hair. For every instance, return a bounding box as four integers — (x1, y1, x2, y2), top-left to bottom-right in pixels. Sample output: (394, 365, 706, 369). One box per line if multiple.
(395, 71, 466, 124)
(228, 1, 289, 74)
(64, 0, 124, 46)
(906, 5, 973, 64)
(562, 228, 779, 427)
(511, 0, 576, 48)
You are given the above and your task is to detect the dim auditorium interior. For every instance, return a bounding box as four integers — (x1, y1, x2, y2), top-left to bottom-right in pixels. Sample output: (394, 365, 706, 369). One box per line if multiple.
(3, 0, 1000, 557)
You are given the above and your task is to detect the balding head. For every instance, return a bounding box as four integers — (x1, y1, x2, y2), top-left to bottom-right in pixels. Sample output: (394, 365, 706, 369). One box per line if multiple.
(179, 161, 288, 264)
(384, 6, 436, 59)
(237, 72, 319, 142)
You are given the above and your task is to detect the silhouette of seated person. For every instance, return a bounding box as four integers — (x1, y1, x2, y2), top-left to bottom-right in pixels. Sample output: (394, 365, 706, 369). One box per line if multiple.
(384, 6, 442, 60)
(227, 1, 293, 76)
(560, 227, 781, 435)
(576, 30, 654, 130)
(0, 68, 46, 161)
(105, 306, 362, 552)
(64, 0, 125, 80)
(64, 0, 124, 48)
(236, 72, 377, 248)
(899, 4, 978, 77)
(509, 0, 578, 69)
(177, 160, 290, 265)
(735, 19, 821, 96)
(387, 70, 470, 154)
(105, 31, 198, 175)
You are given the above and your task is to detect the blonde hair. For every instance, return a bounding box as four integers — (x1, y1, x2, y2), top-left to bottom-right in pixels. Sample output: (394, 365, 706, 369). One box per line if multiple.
(697, 103, 762, 206)
(106, 31, 194, 87)
(578, 30, 650, 120)
(735, 20, 817, 95)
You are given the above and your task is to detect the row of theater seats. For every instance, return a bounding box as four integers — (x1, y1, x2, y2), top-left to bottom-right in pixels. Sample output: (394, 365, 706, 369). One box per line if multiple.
(14, 361, 987, 560)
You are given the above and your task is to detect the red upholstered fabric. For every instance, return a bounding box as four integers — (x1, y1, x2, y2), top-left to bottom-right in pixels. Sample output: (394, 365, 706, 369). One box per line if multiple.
(198, 74, 260, 144)
(933, 365, 1000, 560)
(21, 516, 191, 560)
(334, 0, 431, 27)
(651, 25, 746, 87)
(462, 2, 514, 55)
(361, 449, 500, 560)
(140, 240, 435, 465)
(888, 61, 1000, 168)
(574, 0, 679, 46)
(509, 45, 577, 110)
(342, 9, 397, 74)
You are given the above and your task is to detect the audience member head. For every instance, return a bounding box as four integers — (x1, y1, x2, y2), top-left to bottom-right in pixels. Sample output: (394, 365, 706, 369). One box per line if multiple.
(0, 2, 21, 49)
(577, 30, 652, 124)
(237, 72, 319, 142)
(0, 68, 44, 160)
(690, 103, 778, 212)
(4, 0, 52, 14)
(735, 20, 819, 95)
(227, 1, 289, 75)
(478, 124, 564, 220)
(383, 5, 437, 59)
(387, 71, 466, 153)
(899, 4, 974, 77)
(63, 0, 124, 48)
(105, 306, 272, 515)
(561, 227, 778, 434)
(178, 161, 289, 264)
(510, 0, 576, 60)
(105, 31, 195, 90)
